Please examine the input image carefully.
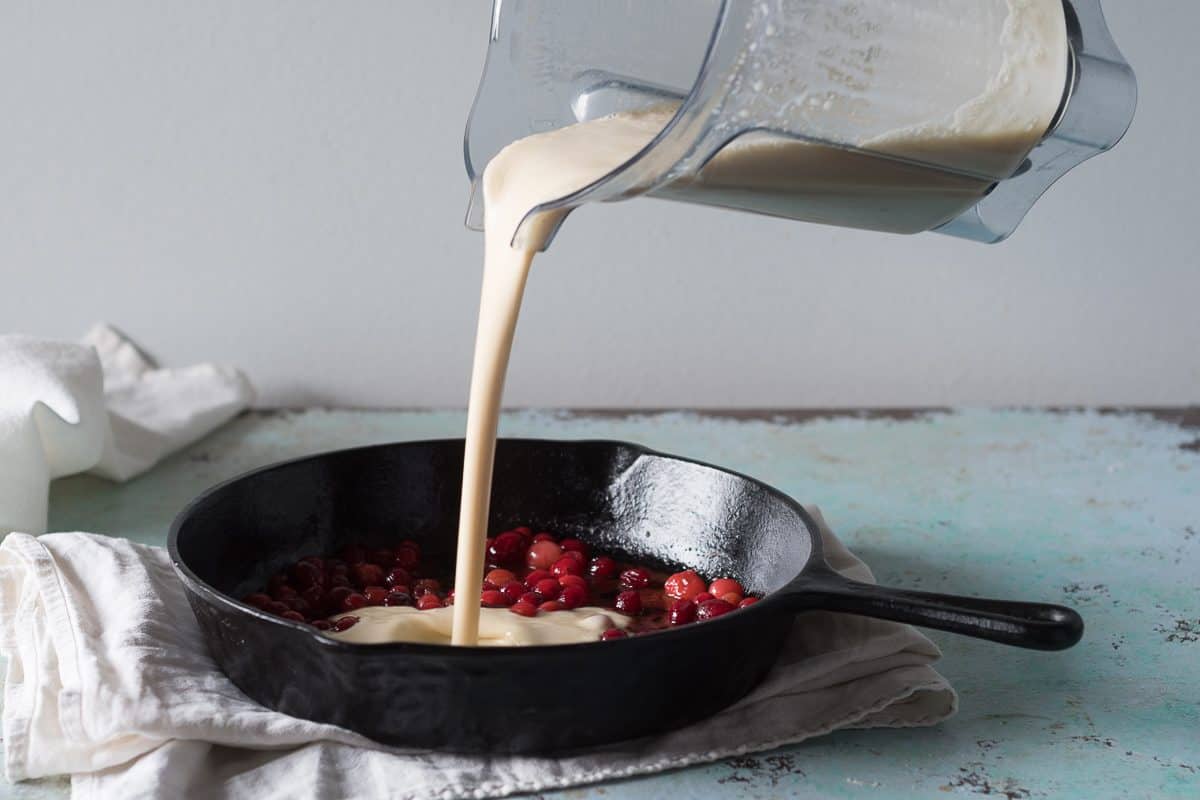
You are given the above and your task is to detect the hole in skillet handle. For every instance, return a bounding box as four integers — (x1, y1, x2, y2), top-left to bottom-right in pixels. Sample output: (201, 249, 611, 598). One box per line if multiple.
(778, 564, 1084, 651)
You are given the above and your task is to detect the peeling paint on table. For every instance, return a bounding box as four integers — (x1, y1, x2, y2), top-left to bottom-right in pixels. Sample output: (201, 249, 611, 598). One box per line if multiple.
(9, 408, 1198, 798)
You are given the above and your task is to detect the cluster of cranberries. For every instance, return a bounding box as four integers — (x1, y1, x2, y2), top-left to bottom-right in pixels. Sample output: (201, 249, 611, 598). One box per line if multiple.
(242, 526, 759, 640)
(477, 526, 759, 639)
(241, 539, 442, 632)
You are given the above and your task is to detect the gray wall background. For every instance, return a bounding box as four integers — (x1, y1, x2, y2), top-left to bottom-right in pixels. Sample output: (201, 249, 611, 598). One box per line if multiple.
(3, 1, 1196, 408)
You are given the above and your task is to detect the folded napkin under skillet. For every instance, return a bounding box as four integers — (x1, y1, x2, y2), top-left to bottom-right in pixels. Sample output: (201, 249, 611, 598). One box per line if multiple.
(0, 507, 955, 800)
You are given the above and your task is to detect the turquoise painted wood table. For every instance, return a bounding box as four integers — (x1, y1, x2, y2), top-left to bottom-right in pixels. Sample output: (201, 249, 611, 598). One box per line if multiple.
(6, 408, 1198, 799)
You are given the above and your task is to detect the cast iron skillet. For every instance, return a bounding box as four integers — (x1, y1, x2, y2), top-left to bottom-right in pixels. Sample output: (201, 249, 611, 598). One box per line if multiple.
(169, 438, 1082, 754)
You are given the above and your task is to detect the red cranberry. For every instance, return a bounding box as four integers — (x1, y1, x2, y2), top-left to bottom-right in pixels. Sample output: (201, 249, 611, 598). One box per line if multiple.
(394, 546, 420, 570)
(398, 539, 420, 556)
(619, 568, 652, 590)
(332, 615, 359, 632)
(281, 610, 306, 623)
(326, 586, 353, 608)
(266, 601, 291, 616)
(694, 592, 714, 604)
(551, 556, 585, 578)
(560, 549, 586, 565)
(412, 578, 441, 597)
(384, 567, 411, 588)
(327, 573, 352, 589)
(481, 589, 507, 608)
(242, 593, 273, 609)
(311, 619, 332, 630)
(483, 568, 517, 588)
(299, 555, 325, 570)
(668, 599, 697, 626)
(513, 526, 532, 537)
(270, 583, 297, 601)
(589, 556, 618, 579)
(519, 591, 541, 606)
(697, 598, 736, 620)
(284, 596, 311, 616)
(524, 569, 553, 588)
(532, 532, 557, 543)
(557, 574, 587, 591)
(709, 578, 744, 603)
(738, 597, 760, 608)
(534, 578, 561, 601)
(351, 563, 385, 589)
(559, 538, 589, 558)
(500, 582, 525, 605)
(417, 593, 443, 610)
(363, 586, 389, 605)
(539, 601, 564, 612)
(384, 591, 412, 607)
(487, 532, 525, 566)
(637, 589, 668, 611)
(526, 541, 563, 570)
(289, 560, 324, 589)
(559, 585, 587, 609)
(510, 602, 538, 618)
(664, 570, 706, 601)
(340, 592, 368, 612)
(615, 590, 643, 615)
(600, 628, 627, 640)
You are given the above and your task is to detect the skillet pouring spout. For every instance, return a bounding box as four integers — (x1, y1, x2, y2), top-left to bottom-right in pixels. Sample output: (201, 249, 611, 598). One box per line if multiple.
(780, 566, 1084, 651)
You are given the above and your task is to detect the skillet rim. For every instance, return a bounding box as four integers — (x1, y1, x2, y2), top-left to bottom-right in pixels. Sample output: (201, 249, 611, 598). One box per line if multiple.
(167, 436, 823, 657)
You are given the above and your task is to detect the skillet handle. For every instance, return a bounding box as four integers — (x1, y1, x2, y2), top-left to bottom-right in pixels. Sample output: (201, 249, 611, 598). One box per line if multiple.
(785, 568, 1083, 651)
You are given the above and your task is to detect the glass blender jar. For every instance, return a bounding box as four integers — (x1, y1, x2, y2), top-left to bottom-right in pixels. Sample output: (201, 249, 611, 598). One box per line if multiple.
(463, 0, 1136, 245)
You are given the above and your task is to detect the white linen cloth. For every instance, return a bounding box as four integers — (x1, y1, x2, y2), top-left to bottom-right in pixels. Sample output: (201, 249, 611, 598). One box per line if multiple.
(0, 507, 956, 800)
(0, 325, 254, 535)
